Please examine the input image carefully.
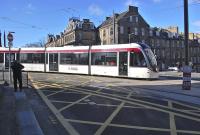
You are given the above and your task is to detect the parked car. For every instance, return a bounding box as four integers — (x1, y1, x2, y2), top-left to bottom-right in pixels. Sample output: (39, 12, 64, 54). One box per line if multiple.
(168, 67, 179, 71)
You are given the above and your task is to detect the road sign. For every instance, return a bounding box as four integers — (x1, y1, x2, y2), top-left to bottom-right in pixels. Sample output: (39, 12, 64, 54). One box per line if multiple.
(7, 33, 13, 42)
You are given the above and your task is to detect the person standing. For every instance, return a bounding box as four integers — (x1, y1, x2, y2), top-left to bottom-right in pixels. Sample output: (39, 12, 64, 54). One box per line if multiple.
(11, 60, 24, 92)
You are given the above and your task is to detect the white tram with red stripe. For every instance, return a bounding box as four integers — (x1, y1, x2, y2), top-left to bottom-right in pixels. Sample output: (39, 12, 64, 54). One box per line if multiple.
(0, 43, 159, 79)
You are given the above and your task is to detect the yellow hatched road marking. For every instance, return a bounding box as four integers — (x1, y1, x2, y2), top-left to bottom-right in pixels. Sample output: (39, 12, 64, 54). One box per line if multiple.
(32, 78, 200, 122)
(94, 91, 133, 135)
(29, 77, 80, 135)
(29, 74, 200, 135)
(66, 87, 200, 122)
(70, 86, 200, 119)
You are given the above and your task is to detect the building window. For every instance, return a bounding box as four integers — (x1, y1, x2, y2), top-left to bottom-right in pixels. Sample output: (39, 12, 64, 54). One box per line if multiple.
(103, 40, 107, 44)
(110, 27, 113, 35)
(142, 28, 145, 36)
(129, 16, 133, 22)
(149, 30, 153, 36)
(156, 31, 160, 36)
(134, 27, 138, 35)
(92, 33, 95, 40)
(103, 29, 106, 37)
(127, 27, 131, 34)
(135, 16, 138, 23)
(79, 33, 82, 40)
(120, 26, 124, 34)
(90, 23, 94, 29)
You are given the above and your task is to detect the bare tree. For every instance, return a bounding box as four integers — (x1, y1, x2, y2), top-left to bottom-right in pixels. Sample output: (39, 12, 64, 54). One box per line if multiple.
(23, 37, 47, 48)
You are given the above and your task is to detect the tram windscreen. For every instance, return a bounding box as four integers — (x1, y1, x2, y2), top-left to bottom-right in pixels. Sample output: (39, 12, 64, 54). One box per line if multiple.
(144, 48, 158, 70)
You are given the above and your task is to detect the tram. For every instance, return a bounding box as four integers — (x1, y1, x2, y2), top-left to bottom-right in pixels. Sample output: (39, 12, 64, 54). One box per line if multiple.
(0, 43, 159, 79)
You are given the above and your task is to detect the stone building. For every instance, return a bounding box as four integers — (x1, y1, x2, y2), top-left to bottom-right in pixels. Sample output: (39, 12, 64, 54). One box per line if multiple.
(149, 28, 185, 70)
(98, 6, 150, 45)
(149, 27, 200, 72)
(46, 17, 97, 47)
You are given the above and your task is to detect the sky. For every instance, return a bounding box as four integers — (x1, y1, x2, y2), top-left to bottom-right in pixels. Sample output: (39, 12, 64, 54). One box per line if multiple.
(0, 0, 200, 47)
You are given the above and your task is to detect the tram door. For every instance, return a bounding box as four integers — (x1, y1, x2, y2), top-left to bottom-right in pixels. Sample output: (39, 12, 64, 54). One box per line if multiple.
(5, 53, 15, 69)
(119, 52, 128, 76)
(49, 53, 58, 71)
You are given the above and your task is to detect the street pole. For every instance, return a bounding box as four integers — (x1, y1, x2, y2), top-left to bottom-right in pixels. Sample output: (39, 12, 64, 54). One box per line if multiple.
(182, 0, 191, 90)
(8, 42, 11, 84)
(44, 44, 47, 72)
(184, 0, 189, 66)
(7, 32, 14, 85)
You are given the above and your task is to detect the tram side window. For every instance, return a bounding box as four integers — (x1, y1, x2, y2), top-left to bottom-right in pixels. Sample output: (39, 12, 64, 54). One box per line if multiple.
(20, 54, 32, 63)
(60, 53, 88, 65)
(130, 51, 147, 67)
(92, 52, 117, 66)
(0, 54, 4, 63)
(20, 53, 45, 63)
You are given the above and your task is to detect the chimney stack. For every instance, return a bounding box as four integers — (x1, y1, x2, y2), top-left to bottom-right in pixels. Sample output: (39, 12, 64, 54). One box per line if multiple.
(128, 5, 138, 14)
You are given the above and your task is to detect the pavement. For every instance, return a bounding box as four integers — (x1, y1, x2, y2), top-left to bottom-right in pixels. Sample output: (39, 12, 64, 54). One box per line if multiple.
(0, 80, 44, 135)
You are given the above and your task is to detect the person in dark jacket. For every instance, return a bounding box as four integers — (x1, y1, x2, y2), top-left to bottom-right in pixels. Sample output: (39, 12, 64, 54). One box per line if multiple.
(11, 60, 24, 92)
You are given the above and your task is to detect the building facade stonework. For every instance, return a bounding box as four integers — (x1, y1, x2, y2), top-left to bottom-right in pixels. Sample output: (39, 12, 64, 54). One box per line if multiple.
(46, 18, 97, 47)
(98, 6, 149, 45)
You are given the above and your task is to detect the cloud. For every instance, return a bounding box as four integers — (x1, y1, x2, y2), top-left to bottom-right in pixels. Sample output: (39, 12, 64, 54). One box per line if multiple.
(125, 0, 140, 7)
(192, 20, 200, 27)
(189, 0, 198, 4)
(153, 0, 162, 3)
(88, 4, 104, 16)
(25, 3, 35, 14)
